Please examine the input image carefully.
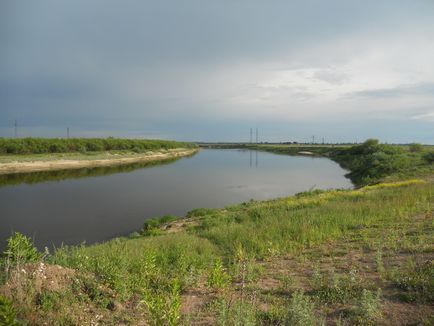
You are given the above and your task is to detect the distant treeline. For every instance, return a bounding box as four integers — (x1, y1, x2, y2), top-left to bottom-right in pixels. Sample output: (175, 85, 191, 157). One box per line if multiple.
(0, 138, 196, 155)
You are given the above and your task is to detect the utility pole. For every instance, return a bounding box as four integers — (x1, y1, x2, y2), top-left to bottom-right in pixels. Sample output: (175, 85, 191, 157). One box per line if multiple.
(250, 128, 253, 144)
(14, 120, 18, 138)
(312, 135, 315, 144)
(322, 137, 325, 145)
(67, 127, 70, 139)
(256, 128, 258, 144)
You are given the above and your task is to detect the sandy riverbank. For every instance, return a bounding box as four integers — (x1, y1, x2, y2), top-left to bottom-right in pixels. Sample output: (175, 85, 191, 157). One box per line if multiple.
(0, 148, 198, 175)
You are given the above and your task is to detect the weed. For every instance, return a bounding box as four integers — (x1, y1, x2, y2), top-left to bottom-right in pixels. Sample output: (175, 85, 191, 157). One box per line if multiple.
(375, 248, 386, 280)
(311, 267, 367, 304)
(354, 289, 382, 325)
(287, 290, 317, 326)
(142, 281, 181, 326)
(3, 232, 40, 265)
(0, 295, 20, 326)
(207, 259, 231, 290)
(390, 260, 434, 303)
(214, 296, 257, 326)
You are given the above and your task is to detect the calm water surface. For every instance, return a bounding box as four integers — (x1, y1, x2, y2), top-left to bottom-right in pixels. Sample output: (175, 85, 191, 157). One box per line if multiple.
(0, 149, 352, 249)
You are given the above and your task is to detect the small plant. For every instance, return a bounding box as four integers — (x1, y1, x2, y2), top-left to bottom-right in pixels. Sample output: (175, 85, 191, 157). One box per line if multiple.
(278, 274, 295, 293)
(207, 259, 230, 290)
(311, 267, 366, 304)
(355, 289, 382, 325)
(36, 291, 60, 312)
(390, 260, 434, 303)
(214, 296, 257, 326)
(141, 218, 163, 236)
(375, 249, 386, 280)
(3, 232, 40, 264)
(142, 281, 181, 326)
(287, 290, 317, 326)
(0, 295, 19, 326)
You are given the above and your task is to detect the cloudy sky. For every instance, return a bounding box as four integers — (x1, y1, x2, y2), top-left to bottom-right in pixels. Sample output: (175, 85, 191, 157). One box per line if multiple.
(1, 0, 434, 143)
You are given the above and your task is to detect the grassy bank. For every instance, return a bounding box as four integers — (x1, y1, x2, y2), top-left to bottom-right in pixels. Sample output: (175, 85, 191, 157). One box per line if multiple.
(0, 138, 196, 156)
(240, 140, 434, 186)
(0, 138, 198, 175)
(1, 141, 433, 325)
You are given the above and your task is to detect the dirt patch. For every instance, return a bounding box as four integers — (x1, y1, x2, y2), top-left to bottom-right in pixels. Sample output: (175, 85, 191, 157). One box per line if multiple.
(1, 263, 75, 296)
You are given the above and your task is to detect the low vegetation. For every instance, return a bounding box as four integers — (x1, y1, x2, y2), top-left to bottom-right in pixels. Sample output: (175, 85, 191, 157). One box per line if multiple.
(247, 139, 434, 186)
(0, 137, 196, 155)
(0, 140, 433, 325)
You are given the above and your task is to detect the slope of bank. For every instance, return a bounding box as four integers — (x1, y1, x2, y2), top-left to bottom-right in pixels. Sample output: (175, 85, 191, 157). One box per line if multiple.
(1, 140, 433, 325)
(0, 148, 198, 175)
(235, 140, 434, 186)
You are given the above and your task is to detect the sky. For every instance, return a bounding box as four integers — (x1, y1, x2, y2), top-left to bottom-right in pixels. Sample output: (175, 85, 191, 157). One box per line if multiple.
(1, 0, 434, 144)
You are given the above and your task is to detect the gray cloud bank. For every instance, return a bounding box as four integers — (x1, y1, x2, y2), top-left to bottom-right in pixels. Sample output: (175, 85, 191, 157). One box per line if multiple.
(1, 0, 434, 143)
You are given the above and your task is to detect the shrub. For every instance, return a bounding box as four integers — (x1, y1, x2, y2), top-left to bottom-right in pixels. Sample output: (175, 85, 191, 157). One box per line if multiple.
(408, 143, 424, 152)
(3, 232, 40, 264)
(423, 151, 434, 164)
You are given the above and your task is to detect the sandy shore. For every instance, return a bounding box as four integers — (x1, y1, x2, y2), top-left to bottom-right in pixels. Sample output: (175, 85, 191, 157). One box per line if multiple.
(0, 148, 198, 175)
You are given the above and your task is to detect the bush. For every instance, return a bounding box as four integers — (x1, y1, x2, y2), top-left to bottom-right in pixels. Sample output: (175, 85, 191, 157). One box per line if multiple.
(3, 232, 40, 264)
(408, 143, 424, 152)
(141, 216, 178, 236)
(423, 151, 434, 164)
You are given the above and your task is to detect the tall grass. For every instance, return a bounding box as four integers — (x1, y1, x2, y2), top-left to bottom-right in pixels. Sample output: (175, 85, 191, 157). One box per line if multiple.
(0, 137, 196, 155)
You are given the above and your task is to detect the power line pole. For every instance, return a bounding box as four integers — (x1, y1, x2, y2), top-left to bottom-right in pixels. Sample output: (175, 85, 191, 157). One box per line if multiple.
(250, 128, 252, 144)
(312, 135, 315, 144)
(67, 127, 70, 139)
(14, 120, 18, 138)
(256, 128, 258, 144)
(322, 137, 325, 145)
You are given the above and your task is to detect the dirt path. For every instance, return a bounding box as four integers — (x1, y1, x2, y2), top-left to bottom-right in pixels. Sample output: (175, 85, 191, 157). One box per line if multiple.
(0, 148, 198, 175)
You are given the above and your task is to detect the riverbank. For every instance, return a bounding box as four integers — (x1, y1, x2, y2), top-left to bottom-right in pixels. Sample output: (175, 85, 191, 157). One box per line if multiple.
(1, 140, 433, 325)
(0, 148, 199, 175)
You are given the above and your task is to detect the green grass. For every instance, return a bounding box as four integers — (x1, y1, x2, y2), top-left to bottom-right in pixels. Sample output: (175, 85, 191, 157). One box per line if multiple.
(0, 137, 196, 155)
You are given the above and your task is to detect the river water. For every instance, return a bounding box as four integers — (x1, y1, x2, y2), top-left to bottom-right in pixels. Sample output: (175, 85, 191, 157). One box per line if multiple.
(0, 149, 352, 249)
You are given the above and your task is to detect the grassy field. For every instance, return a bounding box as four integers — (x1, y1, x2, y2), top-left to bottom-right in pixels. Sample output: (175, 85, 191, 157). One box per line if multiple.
(0, 140, 433, 325)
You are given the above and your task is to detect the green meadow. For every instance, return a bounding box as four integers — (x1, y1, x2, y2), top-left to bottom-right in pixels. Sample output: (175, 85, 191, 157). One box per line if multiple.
(1, 140, 433, 325)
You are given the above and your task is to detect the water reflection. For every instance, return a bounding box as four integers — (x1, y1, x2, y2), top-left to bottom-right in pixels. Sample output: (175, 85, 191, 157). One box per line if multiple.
(0, 157, 184, 188)
(249, 150, 259, 168)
